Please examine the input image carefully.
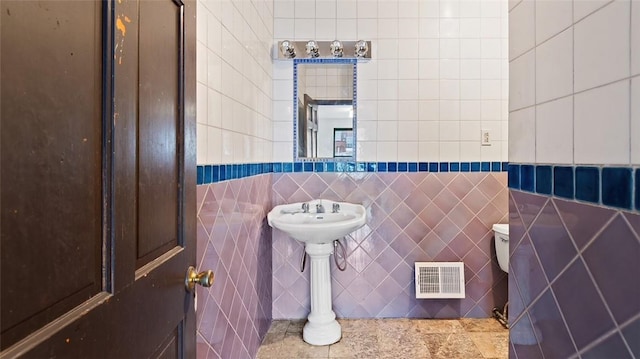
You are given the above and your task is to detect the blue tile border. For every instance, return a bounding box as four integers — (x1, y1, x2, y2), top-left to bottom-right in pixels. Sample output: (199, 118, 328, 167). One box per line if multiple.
(520, 165, 535, 192)
(636, 169, 640, 211)
(554, 166, 574, 199)
(509, 163, 639, 212)
(535, 166, 552, 195)
(508, 164, 520, 189)
(197, 161, 509, 185)
(575, 167, 598, 203)
(602, 167, 632, 210)
(197, 163, 640, 210)
(197, 163, 274, 185)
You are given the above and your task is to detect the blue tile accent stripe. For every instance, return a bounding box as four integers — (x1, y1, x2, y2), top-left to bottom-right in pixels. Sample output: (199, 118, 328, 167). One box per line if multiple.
(520, 165, 535, 192)
(575, 166, 598, 203)
(197, 161, 509, 184)
(197, 163, 274, 185)
(636, 169, 640, 211)
(602, 167, 632, 210)
(509, 163, 639, 212)
(554, 166, 574, 199)
(535, 166, 552, 195)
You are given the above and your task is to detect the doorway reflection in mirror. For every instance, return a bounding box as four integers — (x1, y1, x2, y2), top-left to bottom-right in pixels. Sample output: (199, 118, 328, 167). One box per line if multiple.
(333, 128, 353, 157)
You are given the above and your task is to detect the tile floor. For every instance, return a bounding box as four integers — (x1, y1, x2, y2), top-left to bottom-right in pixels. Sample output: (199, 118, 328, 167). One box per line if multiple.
(257, 318, 508, 359)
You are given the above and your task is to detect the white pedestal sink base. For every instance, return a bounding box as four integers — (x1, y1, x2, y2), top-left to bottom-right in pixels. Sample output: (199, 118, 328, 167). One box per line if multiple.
(303, 242, 342, 346)
(303, 319, 341, 346)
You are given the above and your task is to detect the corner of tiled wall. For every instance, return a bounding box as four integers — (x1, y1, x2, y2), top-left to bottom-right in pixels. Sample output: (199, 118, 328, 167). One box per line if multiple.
(196, 0, 274, 166)
(195, 0, 275, 357)
(196, 174, 273, 358)
(508, 1, 640, 357)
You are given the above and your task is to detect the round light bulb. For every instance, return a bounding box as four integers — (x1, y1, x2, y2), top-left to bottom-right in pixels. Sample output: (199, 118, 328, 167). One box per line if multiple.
(330, 40, 343, 57)
(305, 40, 319, 58)
(354, 40, 369, 57)
(280, 40, 296, 58)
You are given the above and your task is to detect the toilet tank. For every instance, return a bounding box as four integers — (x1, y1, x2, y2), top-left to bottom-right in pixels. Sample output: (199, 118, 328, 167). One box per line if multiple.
(492, 224, 509, 273)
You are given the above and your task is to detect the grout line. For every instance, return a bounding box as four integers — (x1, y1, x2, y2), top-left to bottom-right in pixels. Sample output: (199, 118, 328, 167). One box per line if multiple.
(572, 0, 616, 27)
(572, 0, 576, 169)
(545, 276, 581, 355)
(629, 1, 634, 205)
(533, 0, 537, 166)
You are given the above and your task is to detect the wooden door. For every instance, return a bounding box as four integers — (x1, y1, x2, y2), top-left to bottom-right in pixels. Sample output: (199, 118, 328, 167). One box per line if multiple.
(1, 0, 197, 357)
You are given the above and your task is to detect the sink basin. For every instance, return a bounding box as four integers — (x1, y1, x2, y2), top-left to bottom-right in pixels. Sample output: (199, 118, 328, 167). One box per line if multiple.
(267, 199, 366, 244)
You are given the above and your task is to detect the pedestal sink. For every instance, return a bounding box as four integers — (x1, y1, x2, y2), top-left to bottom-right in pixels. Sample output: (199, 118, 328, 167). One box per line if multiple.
(267, 199, 366, 345)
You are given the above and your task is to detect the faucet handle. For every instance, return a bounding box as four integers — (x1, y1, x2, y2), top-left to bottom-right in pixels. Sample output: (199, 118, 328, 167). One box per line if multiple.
(301, 203, 310, 213)
(332, 203, 340, 213)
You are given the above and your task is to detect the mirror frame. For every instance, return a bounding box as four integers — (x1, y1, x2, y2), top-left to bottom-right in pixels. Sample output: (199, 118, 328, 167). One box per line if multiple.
(293, 58, 357, 162)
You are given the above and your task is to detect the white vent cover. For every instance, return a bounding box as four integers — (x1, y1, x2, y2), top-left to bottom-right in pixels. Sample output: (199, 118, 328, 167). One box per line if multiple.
(415, 262, 465, 299)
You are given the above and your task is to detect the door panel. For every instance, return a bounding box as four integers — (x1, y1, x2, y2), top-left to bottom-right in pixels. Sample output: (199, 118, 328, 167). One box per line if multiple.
(16, 253, 190, 358)
(0, 0, 197, 357)
(0, 1, 103, 349)
(153, 326, 181, 359)
(137, 0, 182, 268)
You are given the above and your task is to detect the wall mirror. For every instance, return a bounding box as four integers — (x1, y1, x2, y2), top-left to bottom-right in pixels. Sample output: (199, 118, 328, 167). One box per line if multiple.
(293, 58, 357, 161)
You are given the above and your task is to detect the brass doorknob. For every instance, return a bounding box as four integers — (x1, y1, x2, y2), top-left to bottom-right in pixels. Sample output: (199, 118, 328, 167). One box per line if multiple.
(185, 266, 214, 292)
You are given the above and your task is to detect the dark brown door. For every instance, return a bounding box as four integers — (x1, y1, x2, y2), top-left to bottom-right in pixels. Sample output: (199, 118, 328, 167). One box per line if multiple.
(1, 0, 197, 357)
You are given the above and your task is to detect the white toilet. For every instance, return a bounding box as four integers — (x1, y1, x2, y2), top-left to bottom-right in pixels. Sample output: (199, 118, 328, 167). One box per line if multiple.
(492, 224, 509, 273)
(494, 223, 542, 342)
(492, 223, 509, 328)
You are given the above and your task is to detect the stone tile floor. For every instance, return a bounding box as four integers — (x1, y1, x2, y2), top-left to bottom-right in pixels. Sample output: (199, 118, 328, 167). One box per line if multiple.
(257, 318, 508, 359)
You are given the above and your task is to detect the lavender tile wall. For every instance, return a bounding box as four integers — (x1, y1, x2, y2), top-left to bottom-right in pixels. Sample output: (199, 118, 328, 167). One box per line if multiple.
(272, 172, 509, 319)
(196, 175, 272, 359)
(509, 190, 640, 358)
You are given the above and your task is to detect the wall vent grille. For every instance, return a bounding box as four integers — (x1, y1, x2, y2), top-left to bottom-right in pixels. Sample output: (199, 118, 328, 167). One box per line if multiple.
(414, 262, 465, 299)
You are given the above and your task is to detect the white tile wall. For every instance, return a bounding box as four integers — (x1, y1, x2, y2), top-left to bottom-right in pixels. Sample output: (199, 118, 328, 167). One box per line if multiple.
(509, 49, 535, 110)
(574, 0, 630, 92)
(377, 141, 398, 161)
(535, 28, 572, 104)
(508, 0, 534, 60)
(574, 80, 630, 164)
(196, 0, 274, 165)
(632, 0, 640, 76)
(630, 77, 639, 164)
(508, 0, 522, 12)
(573, 0, 613, 22)
(272, 0, 509, 163)
(535, 0, 572, 44)
(508, 107, 535, 163)
(272, 61, 294, 162)
(536, 96, 573, 164)
(509, 0, 639, 166)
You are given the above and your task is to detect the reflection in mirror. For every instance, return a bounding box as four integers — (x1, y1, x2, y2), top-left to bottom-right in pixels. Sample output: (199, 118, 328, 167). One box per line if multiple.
(333, 128, 353, 157)
(294, 59, 357, 161)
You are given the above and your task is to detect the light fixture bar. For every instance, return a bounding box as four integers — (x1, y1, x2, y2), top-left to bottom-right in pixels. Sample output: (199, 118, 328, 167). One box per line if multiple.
(275, 40, 372, 60)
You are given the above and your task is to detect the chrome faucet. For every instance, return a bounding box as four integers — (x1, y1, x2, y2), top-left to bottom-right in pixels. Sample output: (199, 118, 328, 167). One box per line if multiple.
(332, 203, 340, 213)
(316, 200, 325, 213)
(282, 203, 310, 215)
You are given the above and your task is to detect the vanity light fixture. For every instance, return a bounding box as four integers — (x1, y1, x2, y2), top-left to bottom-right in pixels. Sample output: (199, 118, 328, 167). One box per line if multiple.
(275, 40, 372, 59)
(280, 40, 296, 58)
(305, 40, 320, 58)
(329, 40, 343, 57)
(354, 40, 369, 58)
